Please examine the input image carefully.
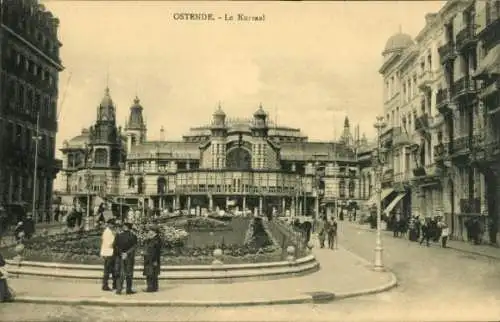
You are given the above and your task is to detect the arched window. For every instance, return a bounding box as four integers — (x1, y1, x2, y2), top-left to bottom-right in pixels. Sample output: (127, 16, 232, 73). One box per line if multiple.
(94, 148, 108, 166)
(157, 177, 167, 194)
(349, 180, 355, 198)
(226, 147, 252, 170)
(128, 177, 135, 188)
(137, 177, 144, 194)
(339, 179, 346, 198)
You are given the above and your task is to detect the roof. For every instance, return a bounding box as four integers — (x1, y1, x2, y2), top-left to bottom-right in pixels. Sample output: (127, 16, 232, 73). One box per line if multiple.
(383, 32, 414, 55)
(63, 129, 90, 149)
(280, 142, 356, 161)
(127, 141, 200, 159)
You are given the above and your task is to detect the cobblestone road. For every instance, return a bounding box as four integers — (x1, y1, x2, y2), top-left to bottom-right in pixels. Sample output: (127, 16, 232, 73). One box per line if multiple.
(1, 222, 499, 321)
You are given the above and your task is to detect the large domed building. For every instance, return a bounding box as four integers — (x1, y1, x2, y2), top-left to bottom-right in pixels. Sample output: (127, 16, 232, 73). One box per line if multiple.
(59, 88, 367, 218)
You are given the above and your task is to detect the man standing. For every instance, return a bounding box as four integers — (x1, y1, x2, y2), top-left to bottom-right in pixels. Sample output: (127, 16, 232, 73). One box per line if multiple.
(114, 222, 138, 295)
(100, 219, 117, 291)
(438, 219, 449, 248)
(143, 225, 162, 292)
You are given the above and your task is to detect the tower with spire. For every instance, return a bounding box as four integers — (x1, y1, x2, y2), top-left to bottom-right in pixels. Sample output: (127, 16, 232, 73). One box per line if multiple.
(90, 87, 122, 169)
(250, 103, 269, 169)
(124, 96, 147, 152)
(210, 103, 227, 169)
(340, 116, 354, 146)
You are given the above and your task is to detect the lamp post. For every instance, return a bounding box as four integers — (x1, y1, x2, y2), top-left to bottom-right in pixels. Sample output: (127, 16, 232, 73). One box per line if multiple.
(373, 115, 387, 271)
(142, 170, 146, 219)
(84, 143, 93, 231)
(32, 113, 41, 223)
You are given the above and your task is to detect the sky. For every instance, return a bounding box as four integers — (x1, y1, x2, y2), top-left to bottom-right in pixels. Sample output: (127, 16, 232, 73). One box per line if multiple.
(42, 0, 446, 156)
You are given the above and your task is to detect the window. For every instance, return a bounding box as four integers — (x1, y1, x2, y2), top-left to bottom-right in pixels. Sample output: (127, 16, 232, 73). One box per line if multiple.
(339, 179, 346, 198)
(94, 148, 108, 166)
(348, 180, 355, 198)
(128, 177, 135, 188)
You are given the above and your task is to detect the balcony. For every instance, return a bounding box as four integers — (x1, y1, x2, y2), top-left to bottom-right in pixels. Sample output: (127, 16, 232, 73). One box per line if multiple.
(471, 137, 500, 166)
(381, 168, 394, 184)
(433, 143, 448, 162)
(478, 79, 500, 100)
(451, 77, 477, 102)
(412, 163, 443, 186)
(477, 8, 500, 45)
(414, 113, 430, 132)
(436, 88, 452, 114)
(392, 127, 412, 147)
(450, 134, 483, 158)
(394, 172, 411, 183)
(456, 27, 477, 52)
(438, 42, 457, 65)
(418, 70, 434, 91)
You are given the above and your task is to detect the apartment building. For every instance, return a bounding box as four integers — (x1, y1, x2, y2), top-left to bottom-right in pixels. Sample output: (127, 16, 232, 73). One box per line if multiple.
(377, 1, 475, 229)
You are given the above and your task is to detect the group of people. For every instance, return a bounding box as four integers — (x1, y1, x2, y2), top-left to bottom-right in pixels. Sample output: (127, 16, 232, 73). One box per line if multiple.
(315, 216, 338, 249)
(99, 219, 162, 294)
(397, 215, 450, 248)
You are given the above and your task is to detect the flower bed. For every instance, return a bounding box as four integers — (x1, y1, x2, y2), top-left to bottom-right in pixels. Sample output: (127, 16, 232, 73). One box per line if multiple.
(171, 217, 231, 232)
(0, 218, 284, 265)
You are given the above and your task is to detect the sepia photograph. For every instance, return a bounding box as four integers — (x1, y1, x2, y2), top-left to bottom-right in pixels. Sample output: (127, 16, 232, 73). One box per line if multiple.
(0, 0, 499, 321)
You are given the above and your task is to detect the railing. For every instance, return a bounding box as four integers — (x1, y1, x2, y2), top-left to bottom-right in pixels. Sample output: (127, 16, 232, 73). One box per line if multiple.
(267, 219, 306, 256)
(451, 77, 477, 98)
(438, 42, 456, 64)
(381, 168, 394, 183)
(394, 172, 411, 182)
(414, 113, 429, 132)
(436, 88, 450, 110)
(456, 26, 476, 50)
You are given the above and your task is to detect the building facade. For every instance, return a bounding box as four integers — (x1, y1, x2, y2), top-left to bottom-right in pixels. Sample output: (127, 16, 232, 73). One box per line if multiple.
(0, 0, 63, 220)
(60, 93, 367, 218)
(378, 0, 500, 243)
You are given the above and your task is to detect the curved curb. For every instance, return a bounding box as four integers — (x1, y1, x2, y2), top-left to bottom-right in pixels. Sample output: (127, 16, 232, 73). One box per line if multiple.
(10, 273, 397, 307)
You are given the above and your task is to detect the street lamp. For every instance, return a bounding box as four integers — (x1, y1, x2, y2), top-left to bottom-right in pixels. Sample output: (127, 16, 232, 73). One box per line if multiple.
(32, 113, 42, 223)
(373, 115, 387, 271)
(84, 143, 93, 231)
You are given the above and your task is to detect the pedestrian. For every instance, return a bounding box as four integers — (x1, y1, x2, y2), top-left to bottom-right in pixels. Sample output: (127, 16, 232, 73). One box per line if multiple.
(100, 219, 117, 291)
(420, 218, 431, 247)
(14, 222, 24, 242)
(143, 225, 162, 292)
(0, 252, 14, 302)
(438, 219, 449, 248)
(97, 203, 105, 227)
(316, 216, 326, 248)
(114, 222, 138, 295)
(302, 219, 312, 245)
(23, 214, 35, 240)
(327, 217, 338, 249)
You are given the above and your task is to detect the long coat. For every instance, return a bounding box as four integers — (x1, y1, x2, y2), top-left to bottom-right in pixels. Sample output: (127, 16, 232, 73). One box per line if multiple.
(143, 235, 162, 277)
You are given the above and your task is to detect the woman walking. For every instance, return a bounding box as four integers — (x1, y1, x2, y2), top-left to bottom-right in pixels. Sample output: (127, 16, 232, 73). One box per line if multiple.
(327, 217, 338, 250)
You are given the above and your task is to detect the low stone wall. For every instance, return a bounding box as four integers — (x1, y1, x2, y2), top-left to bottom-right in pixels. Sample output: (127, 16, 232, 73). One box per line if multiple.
(5, 253, 319, 284)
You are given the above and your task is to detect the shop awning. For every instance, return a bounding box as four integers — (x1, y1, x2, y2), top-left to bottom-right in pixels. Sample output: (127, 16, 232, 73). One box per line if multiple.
(473, 44, 500, 80)
(383, 193, 406, 215)
(365, 188, 394, 206)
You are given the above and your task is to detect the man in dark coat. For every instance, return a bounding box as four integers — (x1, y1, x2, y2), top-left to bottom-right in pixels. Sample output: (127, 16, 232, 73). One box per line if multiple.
(143, 225, 162, 292)
(23, 214, 35, 240)
(114, 222, 138, 295)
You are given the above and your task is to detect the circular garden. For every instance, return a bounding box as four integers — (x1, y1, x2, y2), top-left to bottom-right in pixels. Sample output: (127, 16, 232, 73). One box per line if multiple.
(1, 215, 289, 265)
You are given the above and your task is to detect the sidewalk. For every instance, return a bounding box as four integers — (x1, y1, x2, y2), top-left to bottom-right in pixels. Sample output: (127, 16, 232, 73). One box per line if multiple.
(344, 221, 500, 261)
(7, 238, 396, 307)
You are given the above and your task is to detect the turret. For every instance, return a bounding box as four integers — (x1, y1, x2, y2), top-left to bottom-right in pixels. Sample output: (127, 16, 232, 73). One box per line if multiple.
(124, 96, 147, 151)
(250, 103, 268, 137)
(210, 103, 227, 169)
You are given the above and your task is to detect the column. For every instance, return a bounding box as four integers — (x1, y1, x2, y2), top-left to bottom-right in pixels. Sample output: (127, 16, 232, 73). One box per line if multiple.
(259, 196, 263, 215)
(298, 200, 302, 216)
(175, 195, 180, 210)
(187, 196, 191, 211)
(226, 196, 229, 209)
(291, 199, 295, 216)
(282, 197, 286, 215)
(148, 197, 154, 209)
(208, 195, 213, 211)
(242, 196, 246, 213)
(172, 196, 176, 210)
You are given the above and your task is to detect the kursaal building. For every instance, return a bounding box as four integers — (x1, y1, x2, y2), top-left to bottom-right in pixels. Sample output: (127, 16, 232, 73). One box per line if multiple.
(58, 87, 372, 217)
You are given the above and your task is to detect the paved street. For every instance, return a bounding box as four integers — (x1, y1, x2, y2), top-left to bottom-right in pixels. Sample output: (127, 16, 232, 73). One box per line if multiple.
(1, 222, 499, 321)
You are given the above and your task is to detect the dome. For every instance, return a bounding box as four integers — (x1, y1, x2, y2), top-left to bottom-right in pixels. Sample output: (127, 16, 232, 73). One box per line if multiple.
(253, 103, 267, 117)
(383, 32, 414, 55)
(213, 104, 226, 117)
(127, 96, 145, 130)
